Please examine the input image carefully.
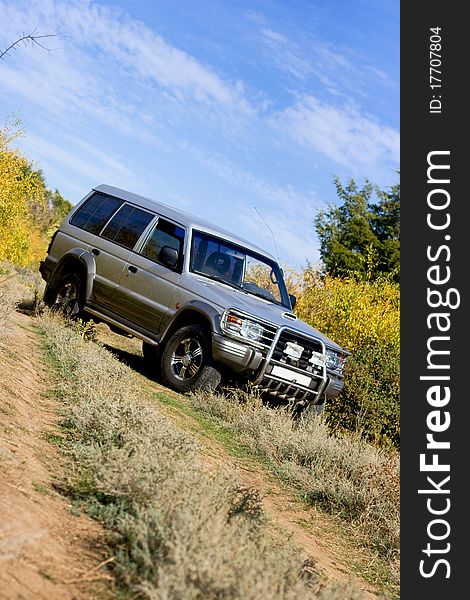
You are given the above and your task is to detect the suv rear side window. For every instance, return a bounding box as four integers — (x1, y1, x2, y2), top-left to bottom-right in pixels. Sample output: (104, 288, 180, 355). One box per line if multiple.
(70, 193, 123, 234)
(140, 219, 185, 271)
(101, 204, 154, 249)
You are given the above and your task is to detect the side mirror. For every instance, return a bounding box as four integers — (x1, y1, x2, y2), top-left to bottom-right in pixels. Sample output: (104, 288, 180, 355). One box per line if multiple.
(289, 294, 297, 310)
(158, 246, 179, 269)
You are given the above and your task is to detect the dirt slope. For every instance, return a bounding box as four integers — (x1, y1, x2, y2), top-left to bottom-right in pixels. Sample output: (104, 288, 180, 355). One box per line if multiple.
(0, 311, 111, 600)
(0, 309, 378, 599)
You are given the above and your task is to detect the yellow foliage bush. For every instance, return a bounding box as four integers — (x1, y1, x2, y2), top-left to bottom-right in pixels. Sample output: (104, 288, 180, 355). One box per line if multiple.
(294, 267, 400, 447)
(296, 268, 400, 354)
(0, 121, 47, 266)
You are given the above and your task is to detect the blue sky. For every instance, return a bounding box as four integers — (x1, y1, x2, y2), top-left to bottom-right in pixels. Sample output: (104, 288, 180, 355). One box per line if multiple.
(0, 0, 399, 268)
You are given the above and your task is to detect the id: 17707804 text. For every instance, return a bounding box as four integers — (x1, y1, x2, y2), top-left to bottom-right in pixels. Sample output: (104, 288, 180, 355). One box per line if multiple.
(429, 27, 443, 114)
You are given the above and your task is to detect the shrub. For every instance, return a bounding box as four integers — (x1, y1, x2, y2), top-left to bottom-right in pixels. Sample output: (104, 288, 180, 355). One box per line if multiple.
(190, 388, 400, 566)
(295, 268, 400, 447)
(296, 269, 399, 354)
(0, 120, 47, 265)
(0, 120, 72, 268)
(326, 341, 400, 447)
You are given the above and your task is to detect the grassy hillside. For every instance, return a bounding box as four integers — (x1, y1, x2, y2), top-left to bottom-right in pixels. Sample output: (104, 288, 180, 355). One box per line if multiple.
(38, 313, 371, 599)
(1, 266, 399, 597)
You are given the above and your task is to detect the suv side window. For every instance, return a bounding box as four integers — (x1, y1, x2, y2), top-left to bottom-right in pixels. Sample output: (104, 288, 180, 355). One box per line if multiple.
(101, 204, 154, 250)
(70, 193, 123, 234)
(140, 218, 185, 271)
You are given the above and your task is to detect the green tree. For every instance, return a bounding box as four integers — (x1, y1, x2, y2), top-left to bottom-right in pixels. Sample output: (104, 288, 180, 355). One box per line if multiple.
(370, 181, 400, 277)
(22, 165, 73, 232)
(315, 177, 400, 281)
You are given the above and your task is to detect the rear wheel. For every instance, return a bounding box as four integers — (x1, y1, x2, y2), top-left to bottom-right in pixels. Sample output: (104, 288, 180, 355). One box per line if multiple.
(47, 272, 84, 318)
(160, 325, 221, 393)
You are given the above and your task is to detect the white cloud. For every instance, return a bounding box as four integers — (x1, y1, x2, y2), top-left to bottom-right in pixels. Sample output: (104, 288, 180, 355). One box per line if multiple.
(271, 95, 399, 180)
(0, 0, 255, 149)
(183, 142, 315, 206)
(0, 44, 162, 146)
(256, 20, 396, 111)
(0, 0, 248, 109)
(258, 24, 354, 88)
(22, 133, 135, 187)
(259, 27, 311, 81)
(245, 10, 268, 26)
(261, 28, 288, 44)
(365, 65, 396, 86)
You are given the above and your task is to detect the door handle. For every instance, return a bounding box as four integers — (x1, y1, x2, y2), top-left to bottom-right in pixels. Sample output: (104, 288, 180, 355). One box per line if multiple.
(128, 265, 138, 274)
(91, 248, 100, 256)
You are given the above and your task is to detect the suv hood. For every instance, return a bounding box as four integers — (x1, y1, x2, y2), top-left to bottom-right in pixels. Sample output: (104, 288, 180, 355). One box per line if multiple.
(187, 274, 345, 353)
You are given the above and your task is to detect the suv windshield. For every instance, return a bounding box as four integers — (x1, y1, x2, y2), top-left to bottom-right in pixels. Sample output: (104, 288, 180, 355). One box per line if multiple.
(190, 230, 290, 308)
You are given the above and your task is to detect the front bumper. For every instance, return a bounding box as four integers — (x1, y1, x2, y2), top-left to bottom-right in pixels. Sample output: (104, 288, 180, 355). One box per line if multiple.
(213, 326, 343, 404)
(212, 333, 263, 372)
(322, 373, 344, 399)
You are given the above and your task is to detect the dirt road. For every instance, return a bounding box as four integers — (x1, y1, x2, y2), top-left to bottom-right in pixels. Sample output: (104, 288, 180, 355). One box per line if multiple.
(0, 308, 378, 599)
(0, 311, 111, 599)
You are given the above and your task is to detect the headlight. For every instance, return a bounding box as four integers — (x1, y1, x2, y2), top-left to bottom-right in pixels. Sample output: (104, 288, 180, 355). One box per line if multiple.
(326, 348, 346, 374)
(221, 310, 264, 345)
(240, 319, 264, 341)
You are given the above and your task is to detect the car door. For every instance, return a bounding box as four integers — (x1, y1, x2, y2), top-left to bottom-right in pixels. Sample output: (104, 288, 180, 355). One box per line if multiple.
(90, 203, 155, 308)
(112, 217, 185, 334)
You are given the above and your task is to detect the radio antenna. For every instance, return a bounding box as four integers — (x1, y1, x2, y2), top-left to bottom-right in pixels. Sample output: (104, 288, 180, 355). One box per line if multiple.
(253, 206, 280, 260)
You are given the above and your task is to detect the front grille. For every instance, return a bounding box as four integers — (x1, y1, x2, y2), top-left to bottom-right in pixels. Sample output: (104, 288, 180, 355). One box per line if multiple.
(271, 330, 324, 373)
(253, 328, 327, 402)
(258, 321, 278, 350)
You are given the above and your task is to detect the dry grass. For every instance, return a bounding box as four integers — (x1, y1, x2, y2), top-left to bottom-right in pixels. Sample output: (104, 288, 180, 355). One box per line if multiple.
(36, 313, 367, 600)
(1, 270, 398, 597)
(0, 265, 20, 328)
(0, 262, 44, 329)
(188, 389, 399, 570)
(0, 282, 16, 328)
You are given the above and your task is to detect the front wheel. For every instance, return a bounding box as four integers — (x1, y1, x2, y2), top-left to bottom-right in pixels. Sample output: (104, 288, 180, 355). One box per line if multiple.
(160, 325, 221, 393)
(47, 272, 84, 318)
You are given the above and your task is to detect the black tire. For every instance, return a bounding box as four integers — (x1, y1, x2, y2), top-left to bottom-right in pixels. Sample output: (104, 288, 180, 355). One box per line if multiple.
(47, 272, 85, 318)
(160, 325, 221, 393)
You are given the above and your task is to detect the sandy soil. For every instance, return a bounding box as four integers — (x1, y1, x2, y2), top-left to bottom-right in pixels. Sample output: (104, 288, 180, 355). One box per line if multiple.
(0, 312, 111, 600)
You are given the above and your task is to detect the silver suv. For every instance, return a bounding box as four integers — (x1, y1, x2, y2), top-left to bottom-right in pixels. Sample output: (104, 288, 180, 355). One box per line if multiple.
(40, 185, 349, 413)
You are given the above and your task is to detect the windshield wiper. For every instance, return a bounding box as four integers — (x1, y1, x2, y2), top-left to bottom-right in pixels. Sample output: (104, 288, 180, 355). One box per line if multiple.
(241, 285, 276, 303)
(196, 272, 244, 291)
(241, 285, 288, 307)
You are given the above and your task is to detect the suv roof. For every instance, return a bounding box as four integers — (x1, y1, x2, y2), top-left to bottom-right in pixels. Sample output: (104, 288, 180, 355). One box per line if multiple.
(94, 184, 277, 262)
